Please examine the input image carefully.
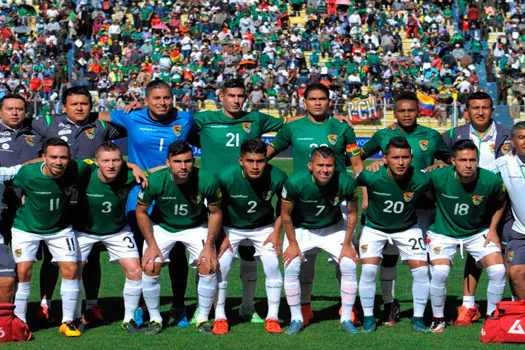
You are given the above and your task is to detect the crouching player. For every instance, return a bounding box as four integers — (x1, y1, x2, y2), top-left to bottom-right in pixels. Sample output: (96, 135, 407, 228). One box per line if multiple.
(427, 140, 507, 332)
(136, 141, 222, 334)
(282, 146, 359, 335)
(356, 137, 431, 333)
(214, 139, 287, 335)
(73, 142, 145, 331)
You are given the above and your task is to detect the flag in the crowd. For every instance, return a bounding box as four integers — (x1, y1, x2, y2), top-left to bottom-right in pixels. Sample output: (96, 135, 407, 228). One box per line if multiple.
(417, 91, 437, 117)
(347, 95, 382, 122)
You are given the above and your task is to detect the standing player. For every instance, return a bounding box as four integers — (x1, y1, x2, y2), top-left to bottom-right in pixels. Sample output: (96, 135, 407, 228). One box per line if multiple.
(213, 139, 287, 335)
(192, 78, 287, 323)
(359, 92, 450, 325)
(281, 147, 359, 334)
(136, 141, 222, 334)
(73, 142, 145, 331)
(442, 92, 512, 326)
(427, 140, 507, 333)
(99, 79, 194, 325)
(356, 137, 430, 333)
(267, 82, 364, 325)
(12, 138, 86, 337)
(490, 121, 525, 299)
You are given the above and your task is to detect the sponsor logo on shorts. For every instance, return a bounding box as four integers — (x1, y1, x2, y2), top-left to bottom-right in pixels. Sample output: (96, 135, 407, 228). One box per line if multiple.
(191, 194, 202, 204)
(242, 122, 252, 134)
(472, 195, 484, 206)
(432, 246, 442, 255)
(419, 140, 429, 151)
(85, 127, 96, 140)
(403, 192, 414, 202)
(25, 135, 35, 146)
(14, 248, 22, 258)
(506, 250, 515, 262)
(329, 196, 340, 206)
(173, 125, 182, 136)
(501, 143, 512, 155)
(328, 134, 338, 146)
(360, 244, 368, 253)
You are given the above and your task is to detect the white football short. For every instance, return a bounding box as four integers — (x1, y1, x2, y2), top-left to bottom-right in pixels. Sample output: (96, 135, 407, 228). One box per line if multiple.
(283, 220, 351, 262)
(359, 225, 427, 261)
(143, 224, 208, 265)
(224, 223, 277, 257)
(427, 229, 501, 263)
(11, 226, 79, 263)
(77, 226, 139, 263)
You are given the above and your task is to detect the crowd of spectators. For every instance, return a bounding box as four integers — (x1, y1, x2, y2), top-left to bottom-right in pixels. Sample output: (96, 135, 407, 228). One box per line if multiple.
(0, 0, 523, 121)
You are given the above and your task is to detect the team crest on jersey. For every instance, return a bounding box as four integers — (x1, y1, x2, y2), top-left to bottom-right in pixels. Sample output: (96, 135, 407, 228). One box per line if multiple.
(85, 127, 96, 140)
(403, 192, 414, 202)
(117, 189, 129, 199)
(14, 248, 22, 258)
(25, 135, 35, 146)
(472, 195, 484, 206)
(432, 246, 441, 255)
(419, 140, 429, 151)
(173, 125, 182, 137)
(262, 190, 273, 201)
(501, 143, 512, 155)
(360, 244, 368, 253)
(329, 196, 340, 206)
(489, 143, 495, 153)
(328, 134, 338, 146)
(507, 250, 515, 262)
(242, 122, 252, 134)
(191, 194, 202, 204)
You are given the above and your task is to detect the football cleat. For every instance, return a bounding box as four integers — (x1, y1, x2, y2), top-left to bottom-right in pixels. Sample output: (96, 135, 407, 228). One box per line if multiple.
(362, 316, 377, 333)
(286, 320, 304, 335)
(339, 306, 362, 326)
(239, 305, 264, 324)
(300, 304, 314, 326)
(190, 307, 200, 325)
(430, 318, 446, 333)
(84, 305, 106, 325)
(145, 321, 162, 335)
(169, 307, 189, 327)
(382, 300, 400, 326)
(410, 317, 429, 334)
(340, 320, 359, 334)
(454, 305, 481, 326)
(213, 319, 229, 335)
(196, 321, 213, 334)
(36, 305, 55, 324)
(265, 318, 283, 334)
(59, 321, 82, 337)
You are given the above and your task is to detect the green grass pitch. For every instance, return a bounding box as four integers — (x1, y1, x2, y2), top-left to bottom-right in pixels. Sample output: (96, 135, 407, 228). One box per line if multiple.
(6, 158, 515, 349)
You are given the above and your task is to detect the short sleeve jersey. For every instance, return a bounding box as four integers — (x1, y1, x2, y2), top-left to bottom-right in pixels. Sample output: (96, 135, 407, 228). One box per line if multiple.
(361, 125, 450, 170)
(429, 166, 506, 238)
(110, 108, 194, 169)
(137, 167, 221, 233)
(74, 162, 137, 235)
(356, 167, 432, 232)
(271, 117, 359, 173)
(13, 160, 89, 234)
(218, 164, 287, 229)
(193, 110, 284, 174)
(282, 170, 358, 229)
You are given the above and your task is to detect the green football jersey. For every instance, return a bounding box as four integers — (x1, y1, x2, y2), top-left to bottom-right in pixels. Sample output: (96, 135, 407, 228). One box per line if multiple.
(271, 117, 360, 173)
(74, 162, 137, 235)
(361, 125, 450, 170)
(193, 110, 284, 174)
(137, 167, 222, 233)
(282, 170, 358, 229)
(13, 160, 89, 234)
(356, 167, 432, 232)
(429, 166, 506, 238)
(218, 164, 287, 229)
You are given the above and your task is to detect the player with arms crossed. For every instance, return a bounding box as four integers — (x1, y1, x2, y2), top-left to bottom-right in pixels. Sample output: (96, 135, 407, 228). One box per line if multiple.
(213, 139, 287, 335)
(136, 141, 222, 334)
(73, 142, 146, 332)
(427, 140, 507, 333)
(356, 137, 431, 333)
(281, 147, 359, 335)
